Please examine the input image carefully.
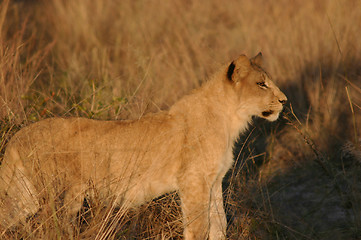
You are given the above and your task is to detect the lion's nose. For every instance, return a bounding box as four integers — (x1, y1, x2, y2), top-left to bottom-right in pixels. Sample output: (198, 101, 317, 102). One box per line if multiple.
(279, 99, 287, 105)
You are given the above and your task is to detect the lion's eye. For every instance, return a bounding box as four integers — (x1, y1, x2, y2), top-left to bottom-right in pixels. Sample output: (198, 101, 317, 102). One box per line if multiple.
(257, 82, 268, 88)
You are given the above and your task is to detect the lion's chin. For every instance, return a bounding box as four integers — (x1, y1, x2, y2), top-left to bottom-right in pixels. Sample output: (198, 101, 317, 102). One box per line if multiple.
(261, 110, 280, 122)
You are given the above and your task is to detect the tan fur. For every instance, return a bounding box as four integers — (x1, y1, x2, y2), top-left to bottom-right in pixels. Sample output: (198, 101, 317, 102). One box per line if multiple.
(0, 53, 287, 239)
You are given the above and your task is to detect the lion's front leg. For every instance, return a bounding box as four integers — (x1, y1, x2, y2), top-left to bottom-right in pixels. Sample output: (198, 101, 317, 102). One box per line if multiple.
(209, 180, 226, 240)
(178, 175, 211, 240)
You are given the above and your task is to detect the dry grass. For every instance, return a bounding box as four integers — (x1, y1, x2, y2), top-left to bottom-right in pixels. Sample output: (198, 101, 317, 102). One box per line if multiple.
(0, 0, 360, 239)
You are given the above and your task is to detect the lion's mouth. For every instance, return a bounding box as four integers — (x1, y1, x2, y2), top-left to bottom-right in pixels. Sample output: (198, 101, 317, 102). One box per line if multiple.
(262, 110, 274, 117)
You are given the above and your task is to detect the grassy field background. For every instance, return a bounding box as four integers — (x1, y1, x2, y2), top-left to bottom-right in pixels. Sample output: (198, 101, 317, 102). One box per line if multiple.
(0, 0, 361, 239)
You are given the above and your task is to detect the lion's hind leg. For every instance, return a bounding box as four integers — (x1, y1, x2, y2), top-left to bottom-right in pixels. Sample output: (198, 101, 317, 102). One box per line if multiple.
(0, 166, 40, 234)
(61, 184, 88, 236)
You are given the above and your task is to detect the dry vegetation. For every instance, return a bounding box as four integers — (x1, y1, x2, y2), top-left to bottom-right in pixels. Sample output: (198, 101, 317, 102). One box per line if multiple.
(1, 0, 361, 239)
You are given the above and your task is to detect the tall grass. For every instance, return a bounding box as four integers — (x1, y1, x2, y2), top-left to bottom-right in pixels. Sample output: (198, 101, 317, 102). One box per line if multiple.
(0, 0, 360, 239)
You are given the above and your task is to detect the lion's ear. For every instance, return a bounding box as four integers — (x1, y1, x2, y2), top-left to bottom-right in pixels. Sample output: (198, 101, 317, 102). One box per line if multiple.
(250, 52, 263, 66)
(227, 54, 251, 82)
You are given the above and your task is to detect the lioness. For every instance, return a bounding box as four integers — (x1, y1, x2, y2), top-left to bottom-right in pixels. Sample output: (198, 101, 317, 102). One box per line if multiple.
(0, 53, 286, 239)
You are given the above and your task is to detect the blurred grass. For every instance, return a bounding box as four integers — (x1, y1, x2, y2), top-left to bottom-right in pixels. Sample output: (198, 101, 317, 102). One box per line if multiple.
(0, 0, 360, 239)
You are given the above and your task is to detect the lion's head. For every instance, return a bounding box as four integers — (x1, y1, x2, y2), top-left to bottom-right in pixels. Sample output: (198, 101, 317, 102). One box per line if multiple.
(226, 53, 287, 122)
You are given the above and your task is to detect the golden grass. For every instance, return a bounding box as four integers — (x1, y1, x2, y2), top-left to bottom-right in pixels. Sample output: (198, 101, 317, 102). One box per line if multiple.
(0, 0, 361, 239)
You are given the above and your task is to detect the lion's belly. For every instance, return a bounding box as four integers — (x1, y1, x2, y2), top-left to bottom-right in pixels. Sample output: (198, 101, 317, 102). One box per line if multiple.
(124, 178, 178, 206)
(101, 166, 178, 207)
(102, 138, 181, 206)
(86, 149, 179, 207)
